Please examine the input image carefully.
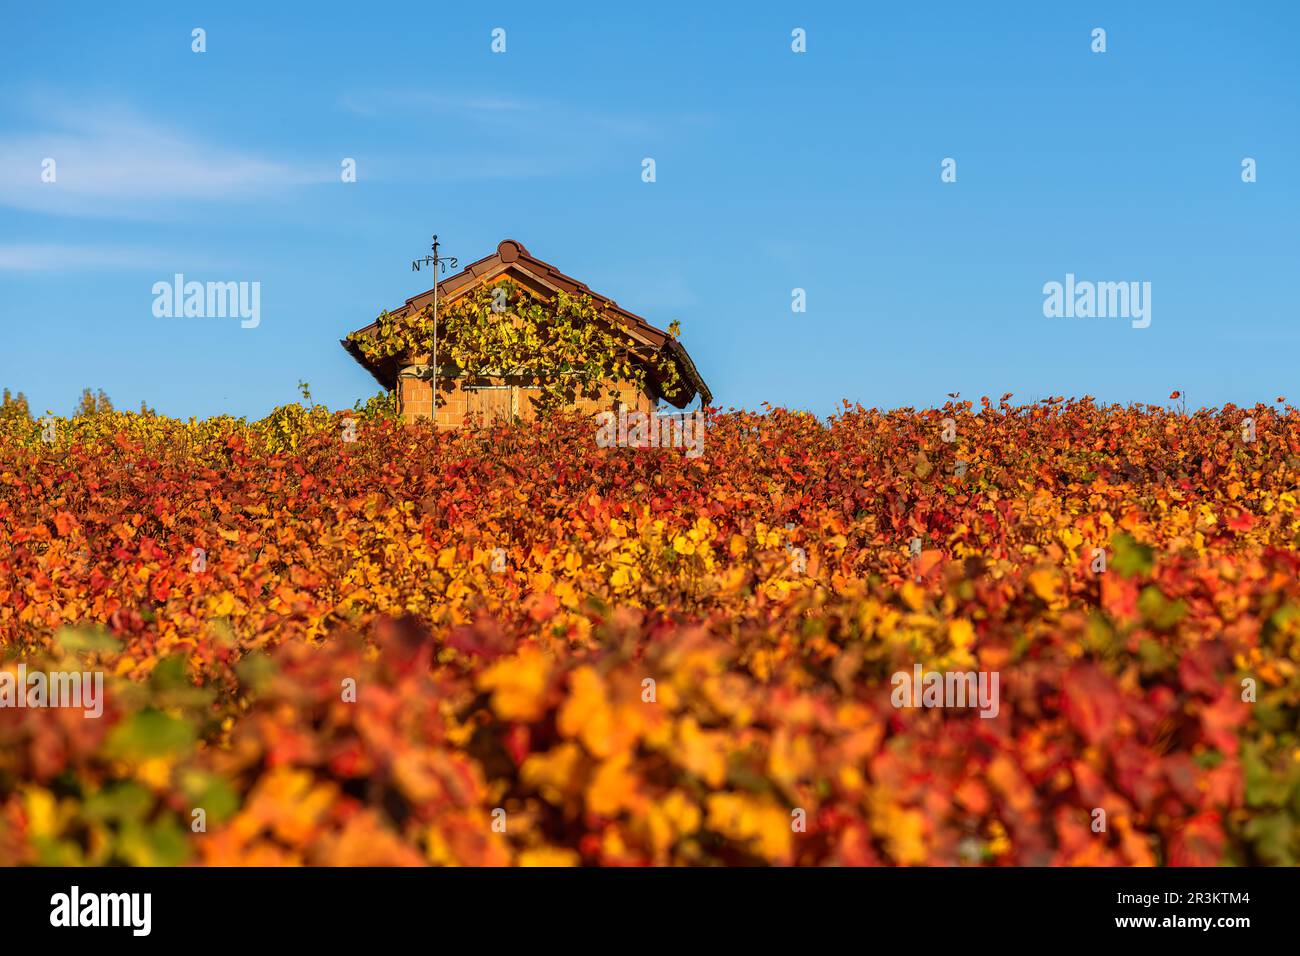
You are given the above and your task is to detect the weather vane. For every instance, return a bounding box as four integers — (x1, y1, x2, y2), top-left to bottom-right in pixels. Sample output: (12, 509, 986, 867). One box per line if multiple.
(410, 234, 458, 395)
(411, 234, 458, 275)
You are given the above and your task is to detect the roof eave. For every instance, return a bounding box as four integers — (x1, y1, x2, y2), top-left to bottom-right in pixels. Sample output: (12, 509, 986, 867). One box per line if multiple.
(341, 338, 395, 391)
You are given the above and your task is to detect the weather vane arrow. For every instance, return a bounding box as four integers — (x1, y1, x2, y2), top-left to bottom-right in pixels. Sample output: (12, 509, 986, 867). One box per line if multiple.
(412, 234, 458, 274)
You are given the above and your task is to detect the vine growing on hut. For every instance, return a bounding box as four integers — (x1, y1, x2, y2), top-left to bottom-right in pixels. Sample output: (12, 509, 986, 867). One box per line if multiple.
(347, 282, 684, 411)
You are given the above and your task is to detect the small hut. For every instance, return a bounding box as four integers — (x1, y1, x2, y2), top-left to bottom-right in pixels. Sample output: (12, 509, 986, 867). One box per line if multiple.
(342, 239, 711, 426)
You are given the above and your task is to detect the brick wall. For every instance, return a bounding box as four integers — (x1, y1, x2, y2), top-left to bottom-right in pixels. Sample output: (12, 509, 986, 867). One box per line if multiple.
(398, 376, 434, 422)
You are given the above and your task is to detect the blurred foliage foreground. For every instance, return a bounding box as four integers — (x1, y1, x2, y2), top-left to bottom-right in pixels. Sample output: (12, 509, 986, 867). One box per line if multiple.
(0, 391, 1297, 865)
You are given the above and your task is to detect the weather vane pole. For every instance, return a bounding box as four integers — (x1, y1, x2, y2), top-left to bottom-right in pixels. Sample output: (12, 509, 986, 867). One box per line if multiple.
(412, 234, 458, 400)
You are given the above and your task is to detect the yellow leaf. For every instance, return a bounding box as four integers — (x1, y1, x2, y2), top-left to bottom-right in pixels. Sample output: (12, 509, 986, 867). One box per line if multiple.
(23, 788, 59, 838)
(948, 618, 975, 650)
(675, 717, 728, 787)
(209, 591, 236, 617)
(705, 793, 793, 863)
(478, 647, 552, 721)
(521, 742, 585, 806)
(559, 667, 650, 759)
(518, 847, 581, 866)
(1028, 568, 1062, 603)
(588, 752, 640, 816)
(883, 807, 928, 865)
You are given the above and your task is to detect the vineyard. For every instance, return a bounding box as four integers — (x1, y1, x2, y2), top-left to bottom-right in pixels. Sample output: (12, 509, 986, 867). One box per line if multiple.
(0, 396, 1297, 866)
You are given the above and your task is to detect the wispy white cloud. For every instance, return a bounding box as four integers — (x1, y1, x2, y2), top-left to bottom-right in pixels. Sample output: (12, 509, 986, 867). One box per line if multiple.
(335, 88, 694, 181)
(0, 91, 711, 212)
(339, 91, 532, 118)
(0, 100, 330, 217)
(0, 243, 222, 272)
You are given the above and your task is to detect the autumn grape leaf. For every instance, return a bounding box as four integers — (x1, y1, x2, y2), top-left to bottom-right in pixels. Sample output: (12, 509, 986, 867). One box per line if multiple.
(1110, 532, 1154, 577)
(106, 709, 197, 759)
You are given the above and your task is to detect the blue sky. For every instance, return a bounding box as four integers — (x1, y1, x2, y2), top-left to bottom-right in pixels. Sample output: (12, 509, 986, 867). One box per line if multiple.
(1, 1, 1296, 419)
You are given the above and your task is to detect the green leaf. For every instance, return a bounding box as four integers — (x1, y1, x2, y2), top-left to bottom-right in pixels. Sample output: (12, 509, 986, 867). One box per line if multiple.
(1083, 613, 1120, 657)
(1244, 813, 1294, 866)
(1137, 637, 1172, 671)
(84, 782, 154, 822)
(52, 626, 122, 655)
(236, 653, 275, 692)
(1137, 586, 1187, 630)
(34, 836, 83, 866)
(1112, 530, 1154, 574)
(178, 770, 240, 822)
(150, 655, 189, 691)
(1138, 587, 1190, 632)
(118, 818, 190, 867)
(106, 709, 197, 759)
(1110, 532, 1154, 577)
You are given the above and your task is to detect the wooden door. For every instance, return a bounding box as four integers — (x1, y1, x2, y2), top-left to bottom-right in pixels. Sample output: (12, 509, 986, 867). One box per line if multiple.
(465, 386, 513, 424)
